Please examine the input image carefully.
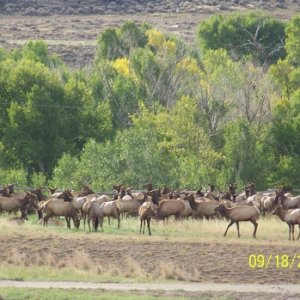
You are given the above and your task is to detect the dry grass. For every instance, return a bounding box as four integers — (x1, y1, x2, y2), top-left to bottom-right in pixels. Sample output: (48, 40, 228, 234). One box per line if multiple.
(157, 261, 191, 281)
(0, 247, 194, 282)
(0, 213, 296, 245)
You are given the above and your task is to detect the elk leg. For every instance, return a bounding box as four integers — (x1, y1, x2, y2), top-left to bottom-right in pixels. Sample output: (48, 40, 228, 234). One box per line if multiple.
(297, 225, 300, 240)
(288, 224, 291, 240)
(139, 219, 143, 234)
(224, 220, 235, 237)
(43, 215, 49, 227)
(37, 209, 43, 220)
(251, 220, 258, 238)
(236, 221, 240, 238)
(66, 217, 71, 229)
(254, 221, 258, 238)
(99, 216, 104, 232)
(292, 224, 295, 241)
(87, 216, 92, 232)
(117, 215, 120, 229)
(147, 218, 151, 236)
(93, 216, 99, 232)
(83, 212, 86, 230)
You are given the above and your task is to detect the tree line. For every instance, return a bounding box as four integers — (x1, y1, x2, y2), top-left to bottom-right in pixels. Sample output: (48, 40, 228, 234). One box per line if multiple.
(0, 11, 300, 192)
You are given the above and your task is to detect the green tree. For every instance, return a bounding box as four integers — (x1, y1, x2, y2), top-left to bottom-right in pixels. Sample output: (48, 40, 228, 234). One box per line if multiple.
(96, 21, 150, 62)
(96, 28, 123, 61)
(220, 119, 268, 190)
(0, 58, 66, 173)
(285, 15, 300, 66)
(267, 155, 300, 187)
(119, 21, 149, 55)
(0, 168, 28, 187)
(269, 59, 298, 100)
(0, 57, 112, 176)
(197, 11, 286, 67)
(233, 60, 274, 134)
(270, 94, 300, 158)
(194, 49, 238, 137)
(155, 96, 222, 187)
(22, 40, 51, 66)
(93, 59, 141, 129)
(266, 13, 300, 187)
(49, 153, 80, 190)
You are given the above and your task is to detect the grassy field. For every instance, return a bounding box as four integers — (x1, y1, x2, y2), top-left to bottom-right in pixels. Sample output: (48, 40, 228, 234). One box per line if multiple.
(0, 287, 203, 300)
(0, 213, 294, 243)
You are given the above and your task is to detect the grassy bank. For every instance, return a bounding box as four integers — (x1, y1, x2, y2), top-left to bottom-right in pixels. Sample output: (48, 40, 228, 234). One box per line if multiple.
(0, 287, 202, 300)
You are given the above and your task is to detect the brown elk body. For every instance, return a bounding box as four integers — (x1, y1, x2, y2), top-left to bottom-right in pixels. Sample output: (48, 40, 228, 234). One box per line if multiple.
(138, 202, 157, 235)
(272, 206, 300, 240)
(156, 199, 185, 220)
(214, 203, 259, 238)
(42, 200, 80, 229)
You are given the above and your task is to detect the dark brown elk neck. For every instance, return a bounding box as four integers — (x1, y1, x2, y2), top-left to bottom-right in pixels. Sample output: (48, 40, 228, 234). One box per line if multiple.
(274, 192, 287, 206)
(18, 193, 33, 208)
(143, 183, 153, 192)
(0, 187, 10, 197)
(149, 189, 161, 206)
(31, 189, 47, 201)
(186, 194, 198, 211)
(215, 205, 231, 218)
(7, 184, 15, 194)
(275, 208, 287, 222)
(196, 189, 204, 197)
(57, 191, 73, 202)
(209, 184, 215, 192)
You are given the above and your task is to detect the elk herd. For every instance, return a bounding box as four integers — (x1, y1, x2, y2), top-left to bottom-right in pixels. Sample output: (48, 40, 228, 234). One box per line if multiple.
(0, 182, 300, 241)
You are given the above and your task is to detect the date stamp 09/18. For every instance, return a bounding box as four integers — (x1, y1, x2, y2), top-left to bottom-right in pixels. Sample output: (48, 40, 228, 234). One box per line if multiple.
(248, 254, 300, 269)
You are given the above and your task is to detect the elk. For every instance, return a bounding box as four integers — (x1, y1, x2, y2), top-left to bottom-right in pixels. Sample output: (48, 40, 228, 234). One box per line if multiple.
(138, 202, 157, 235)
(214, 203, 259, 238)
(272, 205, 300, 240)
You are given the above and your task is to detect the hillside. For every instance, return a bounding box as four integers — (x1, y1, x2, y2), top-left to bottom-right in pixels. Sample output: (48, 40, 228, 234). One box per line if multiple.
(0, 0, 296, 16)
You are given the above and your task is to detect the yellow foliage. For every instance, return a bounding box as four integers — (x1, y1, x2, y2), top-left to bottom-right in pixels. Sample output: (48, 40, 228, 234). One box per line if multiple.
(163, 40, 176, 56)
(112, 57, 130, 76)
(146, 29, 165, 49)
(176, 57, 199, 76)
(275, 97, 289, 109)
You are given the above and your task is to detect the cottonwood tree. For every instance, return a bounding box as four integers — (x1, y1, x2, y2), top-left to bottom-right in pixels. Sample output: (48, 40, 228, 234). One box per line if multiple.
(197, 11, 286, 68)
(96, 21, 149, 61)
(220, 119, 268, 190)
(193, 49, 239, 136)
(233, 61, 274, 134)
(285, 15, 300, 67)
(0, 52, 112, 175)
(140, 28, 189, 108)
